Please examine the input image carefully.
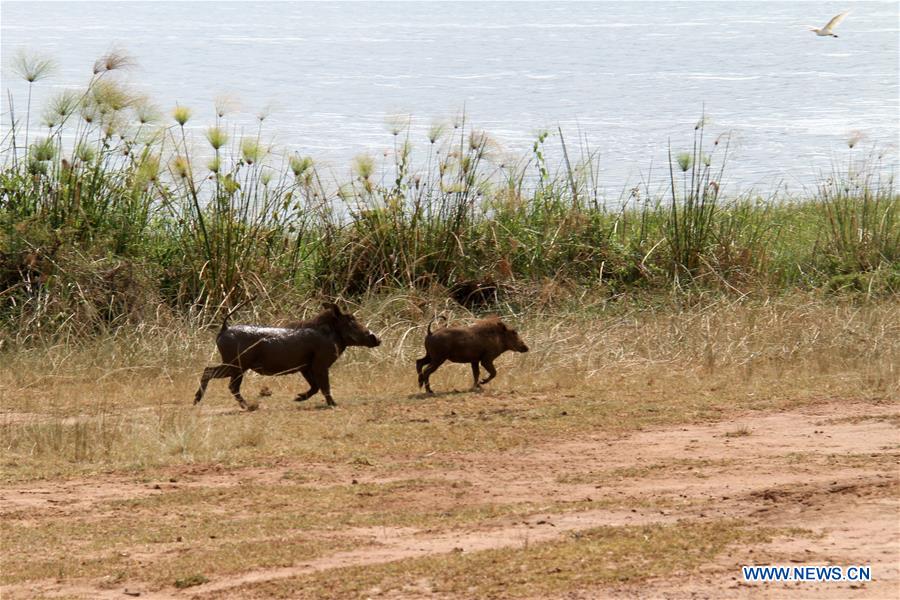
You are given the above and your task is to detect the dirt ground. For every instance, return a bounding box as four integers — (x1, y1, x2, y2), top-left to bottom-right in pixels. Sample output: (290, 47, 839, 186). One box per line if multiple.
(2, 398, 898, 599)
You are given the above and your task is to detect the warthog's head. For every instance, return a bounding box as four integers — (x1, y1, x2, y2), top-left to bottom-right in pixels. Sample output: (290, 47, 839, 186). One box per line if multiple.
(500, 322, 529, 353)
(323, 303, 381, 347)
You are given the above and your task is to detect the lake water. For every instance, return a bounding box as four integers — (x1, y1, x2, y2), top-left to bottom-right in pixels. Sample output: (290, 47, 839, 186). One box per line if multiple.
(2, 1, 898, 195)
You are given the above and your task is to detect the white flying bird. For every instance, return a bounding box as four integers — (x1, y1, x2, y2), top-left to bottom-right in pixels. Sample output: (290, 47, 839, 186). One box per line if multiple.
(809, 11, 850, 37)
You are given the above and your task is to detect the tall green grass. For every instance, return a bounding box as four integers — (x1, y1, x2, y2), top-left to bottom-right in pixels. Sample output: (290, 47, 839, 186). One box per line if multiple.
(1, 51, 897, 340)
(818, 157, 898, 273)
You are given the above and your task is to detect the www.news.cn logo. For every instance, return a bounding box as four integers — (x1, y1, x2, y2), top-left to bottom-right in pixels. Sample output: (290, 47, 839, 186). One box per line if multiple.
(743, 565, 872, 582)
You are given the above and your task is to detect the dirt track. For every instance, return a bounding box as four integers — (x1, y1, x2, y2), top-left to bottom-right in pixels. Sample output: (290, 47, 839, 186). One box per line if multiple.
(3, 399, 898, 599)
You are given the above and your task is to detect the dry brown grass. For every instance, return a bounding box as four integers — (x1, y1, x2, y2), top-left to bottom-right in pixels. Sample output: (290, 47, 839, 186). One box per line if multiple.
(2, 293, 896, 481)
(202, 520, 785, 599)
(556, 457, 737, 485)
(2, 475, 649, 591)
(1, 293, 897, 597)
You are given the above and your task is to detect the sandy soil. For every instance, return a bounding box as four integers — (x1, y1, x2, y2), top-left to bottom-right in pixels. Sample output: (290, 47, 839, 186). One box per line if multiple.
(2, 400, 898, 599)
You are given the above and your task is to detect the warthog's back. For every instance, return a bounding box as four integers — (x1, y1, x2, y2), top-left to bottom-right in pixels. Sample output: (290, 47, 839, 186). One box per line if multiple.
(426, 326, 503, 363)
(196, 303, 380, 408)
(225, 325, 295, 338)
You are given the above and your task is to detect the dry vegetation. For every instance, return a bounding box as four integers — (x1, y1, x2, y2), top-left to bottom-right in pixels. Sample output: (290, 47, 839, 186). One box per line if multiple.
(3, 293, 897, 480)
(2, 293, 898, 598)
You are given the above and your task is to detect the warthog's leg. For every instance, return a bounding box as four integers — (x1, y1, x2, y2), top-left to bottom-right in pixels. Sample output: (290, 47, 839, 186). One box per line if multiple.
(294, 365, 319, 402)
(311, 365, 336, 407)
(416, 355, 431, 388)
(470, 361, 481, 390)
(479, 359, 497, 386)
(420, 358, 445, 395)
(227, 371, 252, 410)
(194, 364, 241, 405)
(415, 355, 430, 375)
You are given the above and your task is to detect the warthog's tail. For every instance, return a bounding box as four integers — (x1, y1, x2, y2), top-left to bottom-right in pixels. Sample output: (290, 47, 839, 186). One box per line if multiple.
(426, 314, 448, 336)
(218, 296, 254, 337)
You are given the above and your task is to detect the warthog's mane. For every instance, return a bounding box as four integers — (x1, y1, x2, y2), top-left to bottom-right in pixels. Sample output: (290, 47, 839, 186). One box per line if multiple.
(285, 309, 338, 331)
(471, 316, 506, 332)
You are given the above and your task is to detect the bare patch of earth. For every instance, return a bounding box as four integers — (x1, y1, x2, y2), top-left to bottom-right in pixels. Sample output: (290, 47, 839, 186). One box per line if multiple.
(2, 400, 897, 599)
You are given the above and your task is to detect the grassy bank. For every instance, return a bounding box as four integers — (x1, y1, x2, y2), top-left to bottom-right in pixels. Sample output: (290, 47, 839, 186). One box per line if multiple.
(1, 51, 898, 344)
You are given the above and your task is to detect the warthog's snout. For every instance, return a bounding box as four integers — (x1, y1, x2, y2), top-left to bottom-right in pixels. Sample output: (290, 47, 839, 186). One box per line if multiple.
(368, 333, 381, 347)
(519, 343, 529, 353)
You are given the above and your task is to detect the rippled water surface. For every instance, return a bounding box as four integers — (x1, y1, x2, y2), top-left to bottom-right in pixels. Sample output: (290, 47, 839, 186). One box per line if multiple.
(2, 1, 898, 192)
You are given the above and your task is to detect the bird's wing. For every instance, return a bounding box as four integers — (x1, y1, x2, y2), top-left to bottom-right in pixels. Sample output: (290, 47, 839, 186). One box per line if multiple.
(823, 11, 850, 31)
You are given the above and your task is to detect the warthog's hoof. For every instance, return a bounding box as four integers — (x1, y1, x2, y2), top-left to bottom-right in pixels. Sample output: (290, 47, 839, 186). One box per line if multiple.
(294, 394, 309, 402)
(244, 401, 260, 412)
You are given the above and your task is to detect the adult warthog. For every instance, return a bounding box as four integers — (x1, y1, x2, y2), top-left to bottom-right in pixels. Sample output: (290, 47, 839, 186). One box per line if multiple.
(194, 303, 380, 410)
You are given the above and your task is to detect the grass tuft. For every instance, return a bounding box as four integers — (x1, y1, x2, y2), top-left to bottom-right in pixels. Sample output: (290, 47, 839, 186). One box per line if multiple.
(174, 574, 209, 589)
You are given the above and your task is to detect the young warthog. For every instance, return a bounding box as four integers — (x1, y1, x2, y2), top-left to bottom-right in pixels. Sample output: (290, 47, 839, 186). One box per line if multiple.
(415, 316, 529, 394)
(194, 303, 380, 409)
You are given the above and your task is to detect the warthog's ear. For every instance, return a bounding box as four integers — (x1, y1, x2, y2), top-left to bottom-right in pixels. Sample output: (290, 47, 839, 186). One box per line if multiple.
(322, 302, 341, 315)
